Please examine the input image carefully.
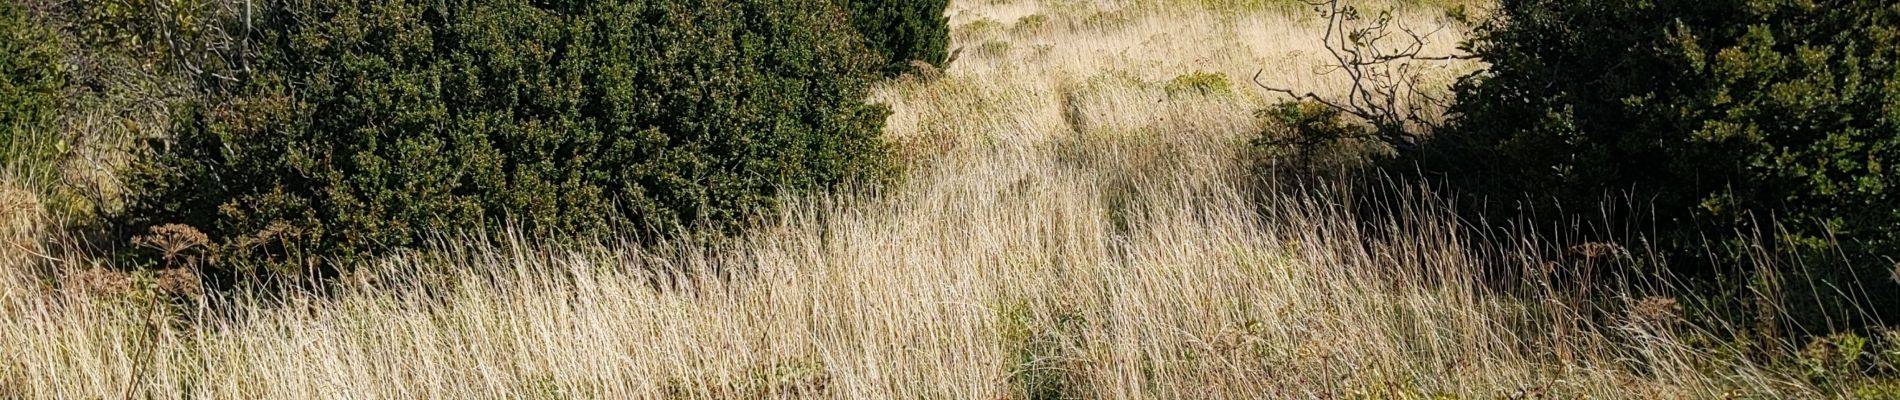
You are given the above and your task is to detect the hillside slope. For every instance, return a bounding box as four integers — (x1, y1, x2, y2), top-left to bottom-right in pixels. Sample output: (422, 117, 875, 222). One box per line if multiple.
(0, 1, 1823, 398)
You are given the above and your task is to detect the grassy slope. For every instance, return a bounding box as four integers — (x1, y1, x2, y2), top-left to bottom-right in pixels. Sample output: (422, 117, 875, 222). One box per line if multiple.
(0, 0, 1843, 398)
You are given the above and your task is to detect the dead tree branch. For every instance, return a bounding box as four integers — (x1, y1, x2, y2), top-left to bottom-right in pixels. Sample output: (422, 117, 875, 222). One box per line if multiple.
(1253, 0, 1476, 153)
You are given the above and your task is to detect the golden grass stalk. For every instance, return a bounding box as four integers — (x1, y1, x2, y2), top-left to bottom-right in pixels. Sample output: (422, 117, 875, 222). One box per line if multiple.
(0, 0, 1822, 398)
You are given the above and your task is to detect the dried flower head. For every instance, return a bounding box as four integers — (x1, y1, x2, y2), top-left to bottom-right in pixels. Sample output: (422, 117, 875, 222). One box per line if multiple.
(155, 268, 204, 300)
(133, 224, 210, 266)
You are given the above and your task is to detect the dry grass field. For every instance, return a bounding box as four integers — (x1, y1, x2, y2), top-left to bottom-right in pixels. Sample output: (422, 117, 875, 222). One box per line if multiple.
(0, 0, 1840, 398)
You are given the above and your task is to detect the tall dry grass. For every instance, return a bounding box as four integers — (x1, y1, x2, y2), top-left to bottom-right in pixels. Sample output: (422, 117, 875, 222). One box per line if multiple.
(0, 0, 1825, 398)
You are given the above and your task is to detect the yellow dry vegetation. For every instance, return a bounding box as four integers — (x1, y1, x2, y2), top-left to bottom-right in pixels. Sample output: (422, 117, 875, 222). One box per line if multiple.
(0, 1, 1821, 398)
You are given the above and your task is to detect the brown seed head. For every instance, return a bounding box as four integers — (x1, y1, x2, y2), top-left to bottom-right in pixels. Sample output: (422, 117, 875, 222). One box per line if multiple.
(132, 224, 211, 265)
(155, 268, 205, 299)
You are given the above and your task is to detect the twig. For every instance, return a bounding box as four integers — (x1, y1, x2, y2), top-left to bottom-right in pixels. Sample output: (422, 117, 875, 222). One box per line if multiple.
(1251, 0, 1471, 153)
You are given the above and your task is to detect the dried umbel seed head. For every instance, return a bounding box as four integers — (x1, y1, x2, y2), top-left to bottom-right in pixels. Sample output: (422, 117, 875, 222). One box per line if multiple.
(132, 224, 211, 265)
(154, 268, 204, 300)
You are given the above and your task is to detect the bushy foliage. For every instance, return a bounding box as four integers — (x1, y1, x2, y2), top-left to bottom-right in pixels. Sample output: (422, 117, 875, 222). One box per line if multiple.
(1249, 101, 1381, 176)
(841, 0, 951, 76)
(1419, 0, 1900, 324)
(0, 2, 66, 178)
(1788, 331, 1900, 397)
(122, 0, 894, 276)
(6, 0, 215, 219)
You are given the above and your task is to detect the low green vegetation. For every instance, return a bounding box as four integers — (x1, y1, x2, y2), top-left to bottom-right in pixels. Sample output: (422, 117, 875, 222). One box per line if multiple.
(1415, 0, 1900, 327)
(0, 2, 67, 186)
(116, 0, 911, 278)
(1163, 71, 1234, 97)
(998, 298, 1090, 400)
(1013, 14, 1051, 34)
(1248, 1, 1900, 389)
(843, 0, 953, 75)
(7, 0, 1900, 396)
(1252, 0, 1900, 327)
(1249, 101, 1381, 175)
(1790, 332, 1900, 398)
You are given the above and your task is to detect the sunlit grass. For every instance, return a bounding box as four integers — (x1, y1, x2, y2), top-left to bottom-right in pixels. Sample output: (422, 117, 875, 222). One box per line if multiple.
(0, 0, 1849, 398)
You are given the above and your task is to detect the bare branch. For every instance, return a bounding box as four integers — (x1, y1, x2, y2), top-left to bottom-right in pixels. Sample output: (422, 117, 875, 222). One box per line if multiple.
(1251, 0, 1470, 153)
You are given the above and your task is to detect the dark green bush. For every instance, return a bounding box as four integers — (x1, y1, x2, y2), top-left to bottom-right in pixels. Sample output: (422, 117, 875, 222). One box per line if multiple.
(122, 0, 894, 276)
(1418, 0, 1900, 325)
(1, 2, 66, 179)
(1249, 101, 1382, 176)
(841, 0, 950, 76)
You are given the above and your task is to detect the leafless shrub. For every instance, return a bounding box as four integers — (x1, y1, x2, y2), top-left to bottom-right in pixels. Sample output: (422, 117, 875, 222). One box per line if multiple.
(1252, 0, 1474, 153)
(140, 0, 259, 91)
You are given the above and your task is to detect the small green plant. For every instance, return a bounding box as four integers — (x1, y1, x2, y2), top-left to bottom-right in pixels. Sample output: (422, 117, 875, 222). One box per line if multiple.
(1790, 333, 1900, 398)
(956, 18, 1007, 41)
(997, 298, 1089, 400)
(977, 40, 1013, 59)
(1249, 101, 1381, 175)
(1013, 14, 1050, 34)
(1079, 10, 1133, 30)
(1799, 334, 1867, 381)
(1163, 71, 1234, 97)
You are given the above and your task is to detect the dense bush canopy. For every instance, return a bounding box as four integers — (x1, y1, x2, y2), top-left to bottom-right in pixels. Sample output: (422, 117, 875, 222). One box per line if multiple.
(1421, 0, 1899, 323)
(122, 0, 895, 275)
(842, 0, 951, 76)
(0, 2, 66, 176)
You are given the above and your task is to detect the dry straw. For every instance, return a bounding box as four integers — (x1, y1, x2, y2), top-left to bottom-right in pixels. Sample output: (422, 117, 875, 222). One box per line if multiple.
(0, 0, 1821, 398)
